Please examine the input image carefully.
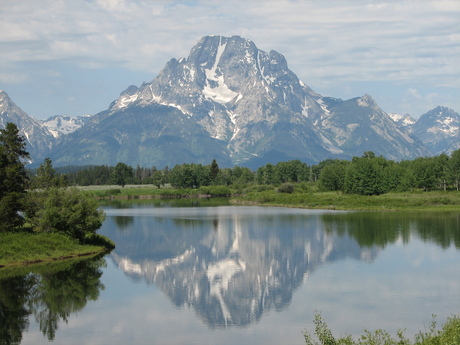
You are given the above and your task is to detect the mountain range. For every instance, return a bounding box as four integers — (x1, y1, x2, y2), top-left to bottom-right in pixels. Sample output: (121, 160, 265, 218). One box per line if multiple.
(1, 35, 459, 168)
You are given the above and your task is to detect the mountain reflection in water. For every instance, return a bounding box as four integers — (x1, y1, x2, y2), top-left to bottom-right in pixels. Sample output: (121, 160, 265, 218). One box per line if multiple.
(102, 206, 378, 328)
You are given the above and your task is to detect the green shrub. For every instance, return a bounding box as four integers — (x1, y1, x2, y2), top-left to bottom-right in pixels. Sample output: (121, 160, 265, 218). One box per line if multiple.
(198, 185, 231, 196)
(26, 188, 105, 242)
(105, 188, 121, 196)
(278, 183, 295, 193)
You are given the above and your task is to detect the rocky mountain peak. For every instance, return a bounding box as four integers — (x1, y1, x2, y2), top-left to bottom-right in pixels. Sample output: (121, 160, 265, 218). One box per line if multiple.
(411, 106, 460, 154)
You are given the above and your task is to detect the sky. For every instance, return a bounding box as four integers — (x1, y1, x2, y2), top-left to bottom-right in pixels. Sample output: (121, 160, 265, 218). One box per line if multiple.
(0, 0, 459, 120)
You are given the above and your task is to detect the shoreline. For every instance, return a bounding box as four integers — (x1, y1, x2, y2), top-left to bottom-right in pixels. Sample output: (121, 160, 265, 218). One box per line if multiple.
(0, 248, 108, 270)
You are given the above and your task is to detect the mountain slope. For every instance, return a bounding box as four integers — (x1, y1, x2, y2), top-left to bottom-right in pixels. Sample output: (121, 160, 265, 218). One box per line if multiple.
(51, 103, 232, 167)
(0, 90, 54, 162)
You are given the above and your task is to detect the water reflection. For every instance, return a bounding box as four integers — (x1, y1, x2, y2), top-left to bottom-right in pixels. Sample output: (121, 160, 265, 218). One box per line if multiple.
(0, 256, 106, 345)
(102, 206, 376, 328)
(100, 205, 460, 329)
(322, 212, 460, 249)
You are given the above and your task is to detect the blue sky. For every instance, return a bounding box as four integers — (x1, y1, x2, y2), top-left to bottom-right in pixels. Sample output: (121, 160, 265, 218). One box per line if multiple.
(1, 0, 459, 120)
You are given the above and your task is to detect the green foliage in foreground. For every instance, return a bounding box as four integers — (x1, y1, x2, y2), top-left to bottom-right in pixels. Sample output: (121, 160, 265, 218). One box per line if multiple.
(25, 188, 106, 241)
(0, 232, 114, 267)
(303, 313, 460, 345)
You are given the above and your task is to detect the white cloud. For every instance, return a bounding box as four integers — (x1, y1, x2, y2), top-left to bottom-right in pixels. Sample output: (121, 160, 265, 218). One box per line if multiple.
(0, 0, 458, 117)
(408, 88, 422, 99)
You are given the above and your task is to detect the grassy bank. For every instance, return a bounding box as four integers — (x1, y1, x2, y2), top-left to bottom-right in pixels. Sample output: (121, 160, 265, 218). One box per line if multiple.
(0, 232, 114, 268)
(231, 189, 460, 211)
(80, 184, 232, 199)
(77, 184, 460, 211)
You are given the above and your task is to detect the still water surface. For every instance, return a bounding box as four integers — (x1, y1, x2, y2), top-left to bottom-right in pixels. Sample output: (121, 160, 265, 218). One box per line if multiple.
(2, 199, 460, 344)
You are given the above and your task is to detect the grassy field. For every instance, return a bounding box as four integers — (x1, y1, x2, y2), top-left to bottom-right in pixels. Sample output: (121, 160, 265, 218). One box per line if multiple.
(0, 232, 111, 268)
(77, 184, 460, 211)
(232, 189, 460, 211)
(78, 184, 232, 198)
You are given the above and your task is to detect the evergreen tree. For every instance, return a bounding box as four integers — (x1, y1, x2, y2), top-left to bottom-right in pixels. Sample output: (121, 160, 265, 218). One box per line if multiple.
(210, 159, 219, 183)
(0, 123, 30, 232)
(31, 158, 66, 190)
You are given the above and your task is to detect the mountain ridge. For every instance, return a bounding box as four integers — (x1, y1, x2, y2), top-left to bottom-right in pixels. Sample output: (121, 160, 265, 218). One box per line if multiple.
(1, 35, 458, 167)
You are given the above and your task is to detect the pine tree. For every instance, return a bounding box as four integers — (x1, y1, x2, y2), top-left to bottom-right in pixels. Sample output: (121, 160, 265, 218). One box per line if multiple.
(210, 159, 219, 183)
(0, 123, 30, 232)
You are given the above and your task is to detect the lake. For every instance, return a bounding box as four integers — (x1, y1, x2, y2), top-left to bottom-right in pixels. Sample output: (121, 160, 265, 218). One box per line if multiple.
(2, 199, 459, 345)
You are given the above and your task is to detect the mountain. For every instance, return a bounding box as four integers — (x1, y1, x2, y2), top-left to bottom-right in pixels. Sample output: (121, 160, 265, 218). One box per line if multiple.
(388, 112, 416, 128)
(41, 114, 91, 139)
(410, 106, 460, 155)
(312, 95, 429, 160)
(0, 90, 55, 163)
(48, 35, 430, 168)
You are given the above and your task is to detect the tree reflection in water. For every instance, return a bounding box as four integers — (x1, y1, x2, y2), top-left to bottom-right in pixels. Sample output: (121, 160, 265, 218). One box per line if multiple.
(0, 256, 106, 344)
(322, 211, 460, 249)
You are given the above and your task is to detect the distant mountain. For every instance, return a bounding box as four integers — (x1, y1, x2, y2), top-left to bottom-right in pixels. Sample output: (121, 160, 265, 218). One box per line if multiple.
(48, 35, 431, 168)
(41, 114, 91, 138)
(0, 90, 54, 163)
(388, 112, 416, 128)
(312, 95, 429, 160)
(410, 106, 460, 155)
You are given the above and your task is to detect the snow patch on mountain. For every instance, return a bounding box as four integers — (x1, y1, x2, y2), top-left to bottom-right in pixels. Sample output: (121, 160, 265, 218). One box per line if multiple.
(202, 39, 239, 104)
(41, 115, 91, 138)
(388, 113, 416, 127)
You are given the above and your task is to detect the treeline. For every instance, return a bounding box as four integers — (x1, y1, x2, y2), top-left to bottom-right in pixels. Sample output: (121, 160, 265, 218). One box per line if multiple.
(319, 150, 460, 195)
(50, 150, 460, 195)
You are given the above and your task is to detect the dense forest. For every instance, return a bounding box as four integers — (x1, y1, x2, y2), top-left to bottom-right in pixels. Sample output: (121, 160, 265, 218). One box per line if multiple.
(36, 149, 460, 196)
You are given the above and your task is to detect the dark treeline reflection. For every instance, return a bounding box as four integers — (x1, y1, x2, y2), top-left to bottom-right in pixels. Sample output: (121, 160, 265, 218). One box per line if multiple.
(322, 212, 460, 249)
(0, 256, 106, 345)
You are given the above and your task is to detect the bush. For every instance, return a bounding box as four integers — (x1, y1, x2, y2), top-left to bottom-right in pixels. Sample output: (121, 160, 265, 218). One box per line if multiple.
(277, 183, 295, 193)
(198, 185, 231, 196)
(27, 188, 105, 242)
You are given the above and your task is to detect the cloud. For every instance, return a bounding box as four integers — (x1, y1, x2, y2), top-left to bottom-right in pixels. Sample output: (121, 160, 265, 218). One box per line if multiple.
(408, 88, 422, 99)
(1, 0, 458, 83)
(0, 0, 458, 118)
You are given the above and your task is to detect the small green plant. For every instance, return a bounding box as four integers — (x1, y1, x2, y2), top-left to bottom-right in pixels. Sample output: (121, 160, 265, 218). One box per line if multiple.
(303, 313, 460, 345)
